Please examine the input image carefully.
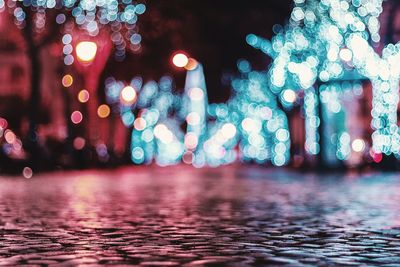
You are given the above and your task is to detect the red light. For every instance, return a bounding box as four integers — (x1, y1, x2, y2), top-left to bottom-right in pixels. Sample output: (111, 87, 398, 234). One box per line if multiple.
(373, 153, 382, 163)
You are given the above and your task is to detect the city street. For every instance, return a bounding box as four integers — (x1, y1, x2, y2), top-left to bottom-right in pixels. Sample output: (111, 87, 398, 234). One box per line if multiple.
(1, 166, 400, 265)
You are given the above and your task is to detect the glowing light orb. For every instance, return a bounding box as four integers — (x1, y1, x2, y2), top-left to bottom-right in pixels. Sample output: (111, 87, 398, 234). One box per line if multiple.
(352, 138, 365, 152)
(4, 130, 15, 144)
(182, 151, 194, 164)
(172, 52, 189, 68)
(0, 117, 8, 129)
(62, 74, 73, 87)
(188, 87, 204, 101)
(185, 58, 198, 70)
(186, 112, 201, 126)
(260, 107, 272, 120)
(221, 123, 237, 139)
(120, 86, 137, 105)
(241, 118, 256, 132)
(73, 137, 86, 150)
(372, 151, 383, 163)
(339, 48, 353, 62)
(76, 41, 97, 63)
(154, 124, 174, 144)
(134, 117, 147, 131)
(97, 104, 111, 118)
(71, 111, 83, 124)
(22, 167, 33, 179)
(78, 90, 90, 103)
(184, 133, 198, 150)
(132, 147, 145, 163)
(282, 89, 296, 103)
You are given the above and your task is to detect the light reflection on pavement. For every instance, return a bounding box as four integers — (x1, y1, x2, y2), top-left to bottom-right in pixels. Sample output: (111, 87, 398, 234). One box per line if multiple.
(1, 166, 400, 265)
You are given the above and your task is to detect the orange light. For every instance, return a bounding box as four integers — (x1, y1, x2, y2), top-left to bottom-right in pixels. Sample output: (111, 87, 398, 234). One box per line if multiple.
(134, 117, 147, 131)
(71, 111, 83, 124)
(172, 52, 189, 68)
(97, 104, 110, 118)
(76, 41, 97, 62)
(186, 112, 201, 126)
(120, 86, 137, 105)
(185, 58, 198, 70)
(78, 89, 90, 103)
(62, 74, 73, 87)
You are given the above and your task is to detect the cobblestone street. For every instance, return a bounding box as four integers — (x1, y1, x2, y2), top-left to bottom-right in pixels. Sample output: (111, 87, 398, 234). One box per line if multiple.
(1, 166, 400, 266)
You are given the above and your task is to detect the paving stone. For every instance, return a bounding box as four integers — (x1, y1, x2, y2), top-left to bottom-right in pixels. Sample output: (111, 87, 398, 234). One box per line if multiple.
(0, 167, 400, 265)
(140, 261, 180, 266)
(371, 257, 400, 264)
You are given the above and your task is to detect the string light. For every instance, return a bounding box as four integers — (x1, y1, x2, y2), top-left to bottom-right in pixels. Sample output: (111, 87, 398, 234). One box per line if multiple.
(97, 104, 111, 118)
(3, 0, 147, 61)
(71, 111, 83, 124)
(62, 74, 73, 87)
(78, 90, 90, 103)
(101, 0, 396, 168)
(247, 0, 398, 160)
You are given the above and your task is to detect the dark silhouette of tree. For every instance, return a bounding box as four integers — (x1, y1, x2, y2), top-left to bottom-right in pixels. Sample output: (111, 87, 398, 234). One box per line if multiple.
(1, 0, 146, 167)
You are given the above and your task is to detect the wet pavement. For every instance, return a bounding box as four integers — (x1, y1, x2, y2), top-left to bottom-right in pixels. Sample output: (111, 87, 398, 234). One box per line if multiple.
(1, 166, 400, 266)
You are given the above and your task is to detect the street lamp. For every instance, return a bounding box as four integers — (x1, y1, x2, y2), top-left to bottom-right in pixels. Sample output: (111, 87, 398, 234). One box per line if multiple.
(71, 35, 112, 154)
(172, 52, 199, 71)
(172, 52, 189, 68)
(76, 41, 97, 63)
(171, 51, 208, 167)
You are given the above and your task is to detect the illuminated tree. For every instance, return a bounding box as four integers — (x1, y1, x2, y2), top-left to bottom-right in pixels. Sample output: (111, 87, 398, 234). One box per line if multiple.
(0, 0, 146, 162)
(105, 76, 185, 166)
(206, 60, 290, 166)
(247, 0, 400, 165)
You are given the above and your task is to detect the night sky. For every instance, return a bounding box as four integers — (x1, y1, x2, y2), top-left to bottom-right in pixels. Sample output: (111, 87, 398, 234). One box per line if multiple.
(104, 0, 293, 103)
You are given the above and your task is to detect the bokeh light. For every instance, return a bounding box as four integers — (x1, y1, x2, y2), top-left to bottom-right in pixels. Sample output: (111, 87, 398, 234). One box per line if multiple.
(352, 139, 366, 153)
(221, 123, 237, 140)
(172, 52, 189, 68)
(134, 117, 147, 131)
(73, 137, 86, 150)
(22, 167, 33, 179)
(4, 130, 16, 144)
(62, 74, 73, 87)
(188, 87, 204, 101)
(186, 112, 201, 126)
(154, 124, 174, 144)
(76, 41, 97, 63)
(71, 111, 83, 124)
(282, 89, 296, 103)
(78, 90, 90, 103)
(0, 118, 8, 129)
(184, 133, 198, 150)
(185, 58, 198, 70)
(97, 104, 111, 118)
(120, 86, 137, 105)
